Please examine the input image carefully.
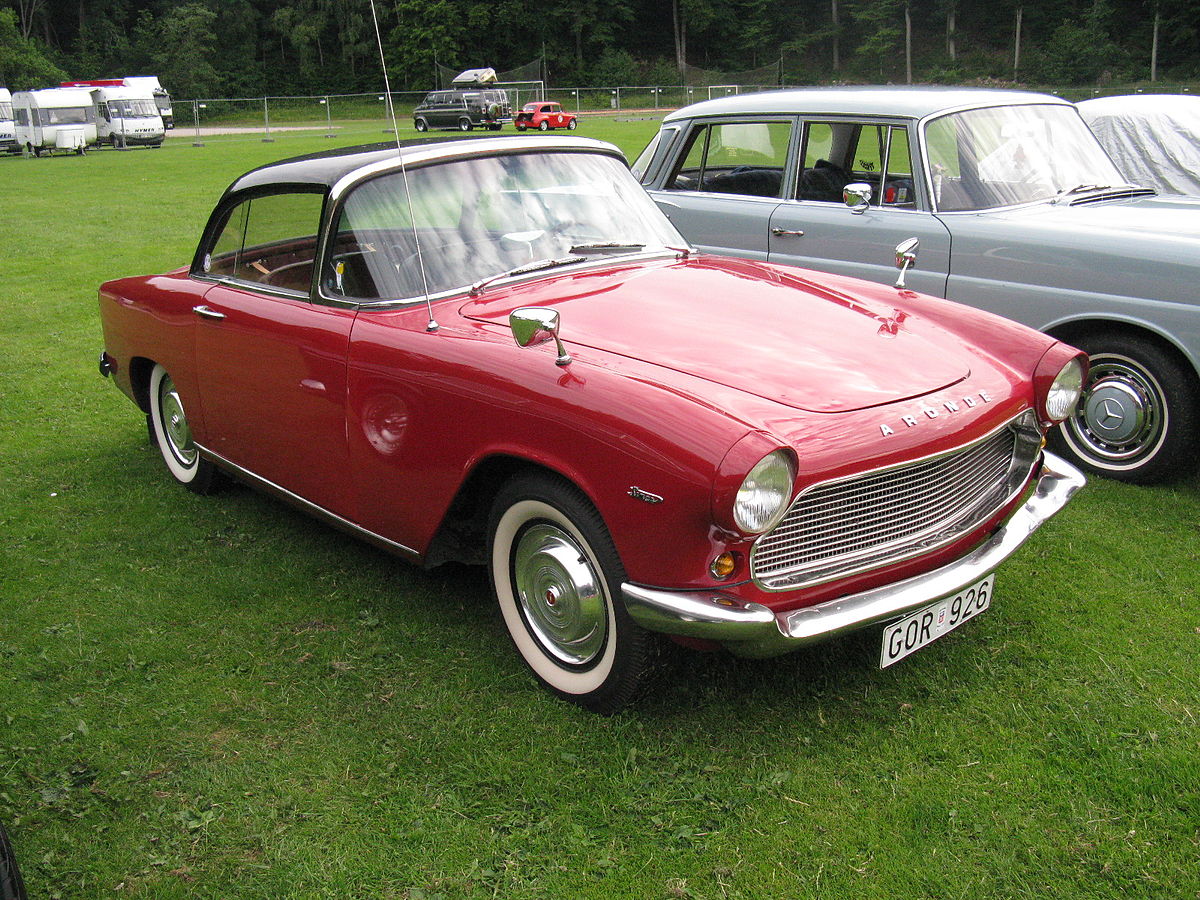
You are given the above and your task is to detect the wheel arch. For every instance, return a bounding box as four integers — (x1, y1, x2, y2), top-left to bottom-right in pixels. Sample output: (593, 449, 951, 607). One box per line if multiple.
(1043, 316, 1200, 389)
(128, 355, 157, 414)
(423, 453, 606, 569)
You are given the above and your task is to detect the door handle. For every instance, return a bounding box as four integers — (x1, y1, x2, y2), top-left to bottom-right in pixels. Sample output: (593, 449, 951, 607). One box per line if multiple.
(771, 227, 805, 237)
(193, 305, 226, 321)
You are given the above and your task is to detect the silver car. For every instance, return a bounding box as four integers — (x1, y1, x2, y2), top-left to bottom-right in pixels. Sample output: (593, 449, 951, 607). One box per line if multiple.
(634, 86, 1200, 484)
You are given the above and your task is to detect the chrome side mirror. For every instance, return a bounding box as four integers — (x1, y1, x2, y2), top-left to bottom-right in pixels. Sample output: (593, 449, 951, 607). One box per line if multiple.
(510, 307, 571, 366)
(843, 182, 873, 214)
(894, 237, 920, 289)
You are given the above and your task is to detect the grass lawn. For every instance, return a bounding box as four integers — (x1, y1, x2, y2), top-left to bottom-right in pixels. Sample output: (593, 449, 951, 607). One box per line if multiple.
(1, 119, 1198, 900)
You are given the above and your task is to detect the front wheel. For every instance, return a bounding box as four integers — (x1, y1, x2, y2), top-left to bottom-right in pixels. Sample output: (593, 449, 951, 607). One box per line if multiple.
(458, 118, 472, 132)
(1052, 332, 1199, 484)
(413, 117, 428, 133)
(567, 118, 578, 130)
(538, 120, 549, 131)
(149, 364, 220, 493)
(489, 473, 653, 713)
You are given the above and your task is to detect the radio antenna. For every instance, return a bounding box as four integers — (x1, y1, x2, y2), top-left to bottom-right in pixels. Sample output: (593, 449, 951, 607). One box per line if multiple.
(368, 0, 438, 331)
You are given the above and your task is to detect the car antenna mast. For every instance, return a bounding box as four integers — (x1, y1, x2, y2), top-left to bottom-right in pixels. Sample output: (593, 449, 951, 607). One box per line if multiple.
(368, 0, 439, 332)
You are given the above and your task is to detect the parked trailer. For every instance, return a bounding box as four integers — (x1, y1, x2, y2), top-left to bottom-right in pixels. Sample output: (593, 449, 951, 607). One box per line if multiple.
(0, 88, 17, 153)
(13, 88, 96, 155)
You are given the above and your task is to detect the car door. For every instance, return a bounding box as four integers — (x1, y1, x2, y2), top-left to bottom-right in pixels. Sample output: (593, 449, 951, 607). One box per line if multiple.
(766, 119, 952, 296)
(647, 118, 794, 261)
(191, 188, 356, 517)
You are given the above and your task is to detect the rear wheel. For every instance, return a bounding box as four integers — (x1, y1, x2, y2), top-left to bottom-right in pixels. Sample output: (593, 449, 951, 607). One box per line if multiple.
(1052, 331, 1199, 483)
(414, 117, 428, 132)
(538, 120, 549, 131)
(458, 118, 472, 132)
(148, 364, 220, 493)
(488, 473, 653, 713)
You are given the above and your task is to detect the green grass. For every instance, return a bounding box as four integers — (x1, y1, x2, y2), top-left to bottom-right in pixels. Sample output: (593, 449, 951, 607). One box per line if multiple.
(1, 122, 1198, 900)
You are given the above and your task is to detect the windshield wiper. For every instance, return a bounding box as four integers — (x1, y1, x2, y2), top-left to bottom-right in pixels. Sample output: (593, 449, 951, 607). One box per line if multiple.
(1061, 183, 1112, 195)
(567, 242, 645, 255)
(469, 256, 589, 296)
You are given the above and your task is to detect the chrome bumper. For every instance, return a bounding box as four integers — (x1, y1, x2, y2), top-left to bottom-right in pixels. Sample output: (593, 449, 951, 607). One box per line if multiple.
(622, 451, 1085, 659)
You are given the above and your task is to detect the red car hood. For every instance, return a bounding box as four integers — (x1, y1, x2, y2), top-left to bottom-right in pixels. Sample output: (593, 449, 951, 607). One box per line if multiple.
(461, 256, 973, 413)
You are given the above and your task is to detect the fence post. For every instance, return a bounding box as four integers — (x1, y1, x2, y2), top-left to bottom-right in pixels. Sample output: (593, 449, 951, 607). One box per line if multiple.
(322, 97, 334, 138)
(192, 100, 204, 147)
(262, 97, 274, 143)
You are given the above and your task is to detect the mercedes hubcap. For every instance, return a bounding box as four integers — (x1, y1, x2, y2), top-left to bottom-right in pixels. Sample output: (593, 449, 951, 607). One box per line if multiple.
(1067, 358, 1164, 463)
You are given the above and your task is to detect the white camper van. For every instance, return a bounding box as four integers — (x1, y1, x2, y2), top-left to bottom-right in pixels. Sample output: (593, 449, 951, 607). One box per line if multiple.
(0, 88, 17, 153)
(122, 76, 173, 129)
(89, 85, 165, 147)
(13, 87, 96, 155)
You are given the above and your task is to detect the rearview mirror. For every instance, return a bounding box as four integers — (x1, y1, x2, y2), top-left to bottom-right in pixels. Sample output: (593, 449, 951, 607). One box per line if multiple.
(843, 183, 873, 214)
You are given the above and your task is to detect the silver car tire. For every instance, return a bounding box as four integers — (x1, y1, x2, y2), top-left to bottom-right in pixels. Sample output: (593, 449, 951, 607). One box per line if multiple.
(148, 364, 219, 493)
(1053, 333, 1199, 484)
(489, 473, 653, 713)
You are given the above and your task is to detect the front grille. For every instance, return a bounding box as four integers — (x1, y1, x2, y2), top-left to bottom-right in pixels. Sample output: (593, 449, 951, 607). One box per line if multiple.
(750, 414, 1039, 591)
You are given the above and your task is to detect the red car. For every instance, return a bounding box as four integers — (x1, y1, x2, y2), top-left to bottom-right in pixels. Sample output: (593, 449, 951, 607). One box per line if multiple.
(515, 101, 577, 131)
(97, 136, 1086, 713)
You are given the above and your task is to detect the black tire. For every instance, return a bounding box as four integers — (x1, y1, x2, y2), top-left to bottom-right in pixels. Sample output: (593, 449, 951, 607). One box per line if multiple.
(538, 120, 550, 132)
(488, 472, 654, 713)
(414, 117, 428, 133)
(0, 821, 28, 900)
(148, 363, 220, 493)
(458, 118, 472, 132)
(567, 118, 578, 130)
(516, 124, 527, 131)
(1051, 331, 1200, 484)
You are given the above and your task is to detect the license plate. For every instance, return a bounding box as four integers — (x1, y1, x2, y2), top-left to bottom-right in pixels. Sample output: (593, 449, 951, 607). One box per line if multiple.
(880, 575, 994, 668)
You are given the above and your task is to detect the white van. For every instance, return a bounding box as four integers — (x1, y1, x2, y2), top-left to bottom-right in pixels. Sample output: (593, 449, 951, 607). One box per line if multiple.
(0, 88, 17, 153)
(121, 76, 173, 129)
(90, 85, 165, 147)
(13, 87, 96, 155)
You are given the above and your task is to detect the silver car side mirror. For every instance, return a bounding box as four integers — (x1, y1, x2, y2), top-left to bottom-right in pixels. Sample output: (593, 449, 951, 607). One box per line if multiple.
(843, 182, 873, 214)
(894, 237, 920, 289)
(510, 307, 571, 366)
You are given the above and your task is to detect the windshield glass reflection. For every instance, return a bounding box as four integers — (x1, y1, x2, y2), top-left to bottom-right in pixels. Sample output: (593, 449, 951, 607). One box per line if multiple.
(328, 151, 683, 301)
(925, 104, 1125, 211)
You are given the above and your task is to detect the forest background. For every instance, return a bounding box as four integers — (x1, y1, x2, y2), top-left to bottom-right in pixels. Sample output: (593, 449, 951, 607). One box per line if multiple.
(1, 0, 1197, 101)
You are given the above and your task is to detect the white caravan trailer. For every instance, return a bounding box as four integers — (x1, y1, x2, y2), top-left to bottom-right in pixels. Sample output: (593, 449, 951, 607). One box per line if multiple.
(121, 76, 173, 128)
(0, 88, 17, 153)
(89, 85, 165, 147)
(12, 87, 96, 155)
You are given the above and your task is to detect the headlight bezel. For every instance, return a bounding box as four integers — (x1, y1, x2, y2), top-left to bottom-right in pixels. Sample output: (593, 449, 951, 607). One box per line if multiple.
(1043, 356, 1085, 424)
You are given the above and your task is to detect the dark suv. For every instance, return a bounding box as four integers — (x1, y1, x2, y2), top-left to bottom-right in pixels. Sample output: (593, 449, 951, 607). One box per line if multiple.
(413, 89, 512, 132)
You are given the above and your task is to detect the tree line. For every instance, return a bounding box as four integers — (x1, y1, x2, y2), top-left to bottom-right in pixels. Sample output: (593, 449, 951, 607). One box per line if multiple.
(1, 0, 1197, 99)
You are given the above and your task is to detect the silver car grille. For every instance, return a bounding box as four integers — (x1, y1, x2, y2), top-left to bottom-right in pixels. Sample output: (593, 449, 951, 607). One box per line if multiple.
(750, 412, 1041, 591)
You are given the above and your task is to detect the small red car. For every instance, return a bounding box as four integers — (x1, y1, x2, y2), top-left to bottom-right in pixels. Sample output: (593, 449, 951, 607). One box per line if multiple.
(515, 101, 577, 131)
(97, 136, 1086, 712)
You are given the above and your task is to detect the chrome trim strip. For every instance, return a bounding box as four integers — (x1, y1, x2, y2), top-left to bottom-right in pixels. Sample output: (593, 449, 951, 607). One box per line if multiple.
(622, 451, 1084, 659)
(194, 443, 421, 561)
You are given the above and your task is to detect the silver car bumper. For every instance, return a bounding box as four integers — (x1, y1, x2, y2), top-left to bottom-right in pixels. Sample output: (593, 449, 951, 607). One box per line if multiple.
(622, 451, 1085, 659)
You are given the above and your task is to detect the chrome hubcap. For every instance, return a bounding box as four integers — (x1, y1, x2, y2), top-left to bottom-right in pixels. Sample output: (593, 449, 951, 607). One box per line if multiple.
(512, 523, 607, 666)
(160, 376, 197, 467)
(1066, 356, 1165, 464)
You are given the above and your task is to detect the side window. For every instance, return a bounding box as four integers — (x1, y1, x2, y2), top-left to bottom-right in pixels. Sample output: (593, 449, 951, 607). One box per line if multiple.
(666, 121, 789, 198)
(201, 191, 324, 293)
(797, 121, 915, 207)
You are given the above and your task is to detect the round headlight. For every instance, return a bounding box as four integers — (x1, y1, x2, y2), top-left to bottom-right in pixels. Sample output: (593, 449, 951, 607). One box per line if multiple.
(734, 450, 796, 534)
(1045, 358, 1084, 423)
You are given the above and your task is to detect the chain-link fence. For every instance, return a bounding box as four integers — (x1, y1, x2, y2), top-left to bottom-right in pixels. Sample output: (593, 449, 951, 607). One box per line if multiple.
(171, 83, 1200, 145)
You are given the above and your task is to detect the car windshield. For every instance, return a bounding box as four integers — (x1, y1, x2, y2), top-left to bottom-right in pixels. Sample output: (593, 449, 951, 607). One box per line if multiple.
(109, 99, 159, 117)
(924, 103, 1126, 211)
(328, 150, 684, 301)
